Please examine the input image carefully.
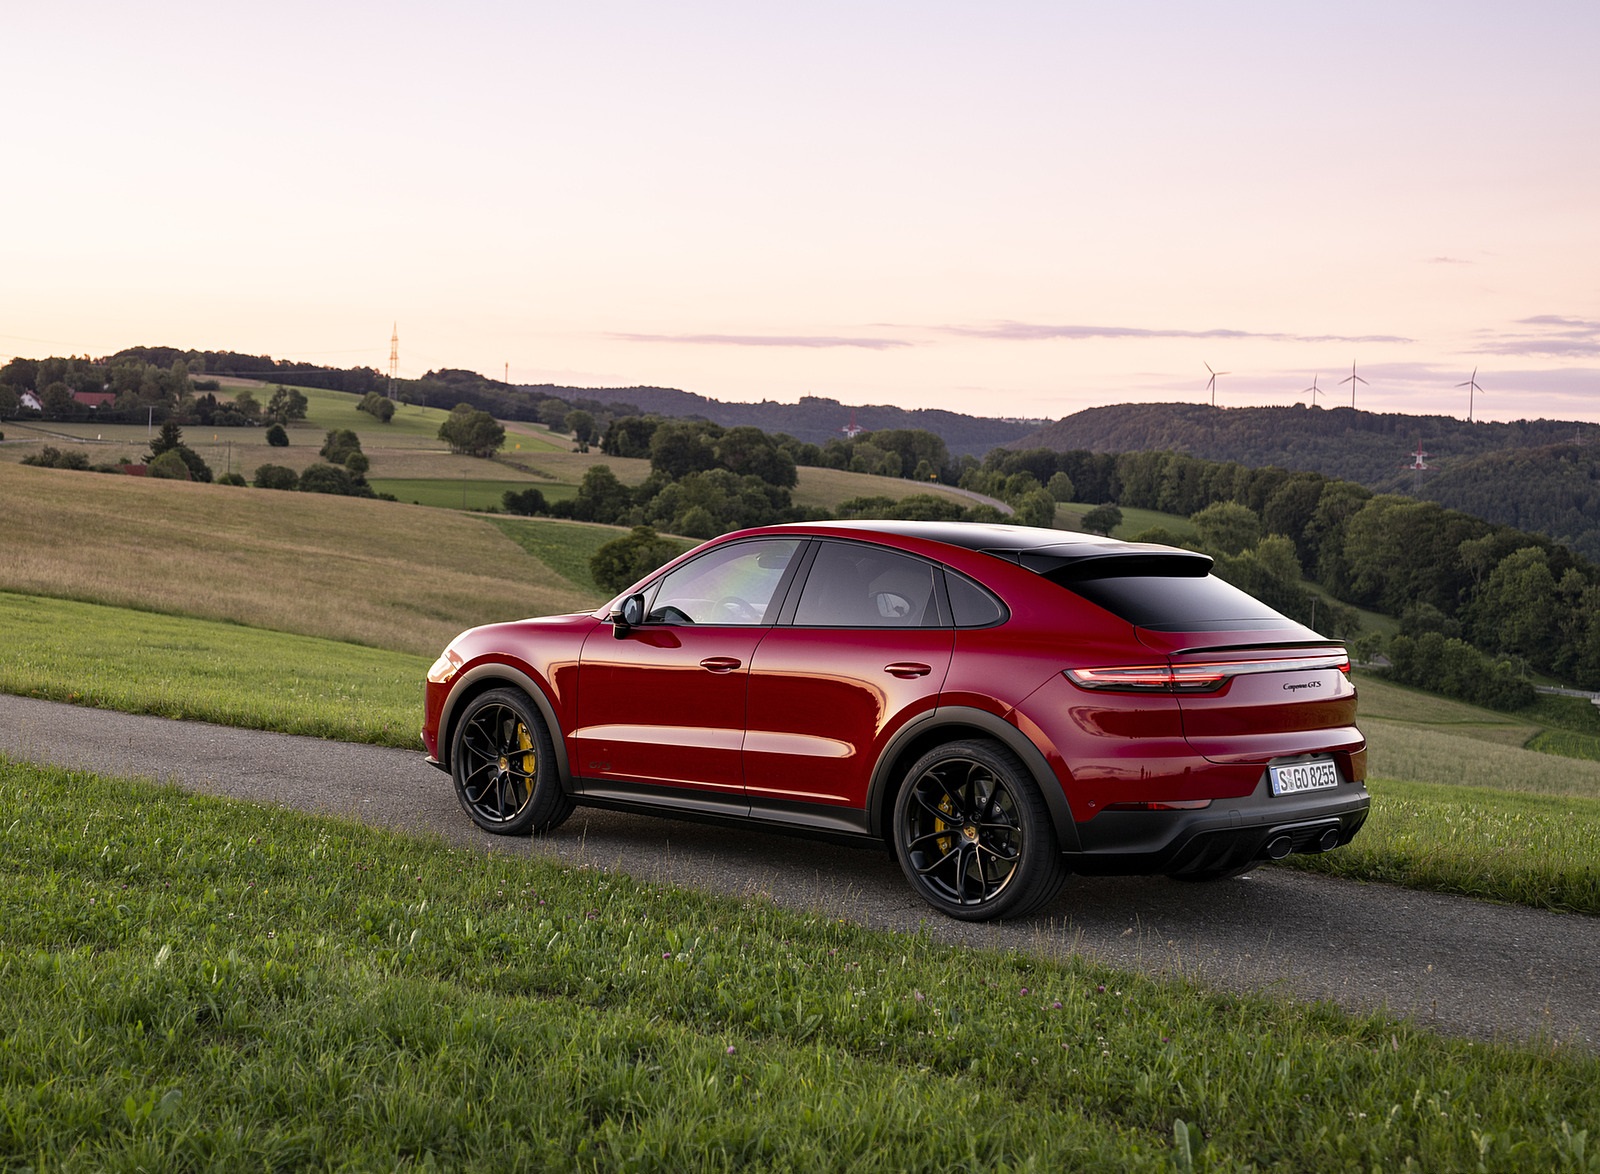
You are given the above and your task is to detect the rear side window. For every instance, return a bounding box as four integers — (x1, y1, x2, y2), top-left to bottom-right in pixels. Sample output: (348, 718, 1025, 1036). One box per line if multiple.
(946, 572, 1006, 628)
(794, 542, 939, 627)
(1062, 572, 1294, 631)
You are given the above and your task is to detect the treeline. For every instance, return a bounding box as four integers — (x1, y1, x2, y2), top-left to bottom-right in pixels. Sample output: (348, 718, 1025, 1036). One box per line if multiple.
(395, 369, 641, 432)
(973, 447, 1600, 695)
(505, 418, 1013, 541)
(1014, 401, 1600, 564)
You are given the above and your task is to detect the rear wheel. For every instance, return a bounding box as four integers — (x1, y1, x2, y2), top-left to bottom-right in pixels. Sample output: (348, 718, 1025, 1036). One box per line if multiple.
(893, 739, 1066, 921)
(450, 688, 573, 835)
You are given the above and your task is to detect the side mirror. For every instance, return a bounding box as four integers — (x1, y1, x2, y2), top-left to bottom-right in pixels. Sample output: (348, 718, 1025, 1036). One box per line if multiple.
(611, 593, 646, 638)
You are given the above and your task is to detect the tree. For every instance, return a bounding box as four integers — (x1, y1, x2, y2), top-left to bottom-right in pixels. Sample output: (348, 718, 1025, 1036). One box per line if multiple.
(438, 403, 505, 457)
(713, 425, 797, 487)
(1047, 471, 1076, 502)
(147, 420, 212, 482)
(1080, 504, 1122, 535)
(265, 424, 289, 447)
(320, 429, 362, 464)
(232, 389, 262, 421)
(298, 463, 374, 497)
(568, 465, 632, 524)
(345, 451, 370, 476)
(1011, 488, 1058, 529)
(1190, 501, 1261, 556)
(0, 386, 20, 418)
(590, 526, 682, 594)
(502, 487, 548, 516)
(42, 382, 76, 418)
(649, 420, 718, 480)
(358, 391, 395, 423)
(253, 464, 299, 491)
(564, 409, 597, 448)
(146, 450, 191, 480)
(266, 385, 309, 424)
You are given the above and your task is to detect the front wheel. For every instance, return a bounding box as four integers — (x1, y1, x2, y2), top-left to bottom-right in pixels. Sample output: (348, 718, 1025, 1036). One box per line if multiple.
(450, 688, 574, 835)
(892, 739, 1066, 921)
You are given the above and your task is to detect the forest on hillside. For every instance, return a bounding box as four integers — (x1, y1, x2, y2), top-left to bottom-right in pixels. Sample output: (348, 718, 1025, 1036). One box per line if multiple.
(1014, 402, 1600, 561)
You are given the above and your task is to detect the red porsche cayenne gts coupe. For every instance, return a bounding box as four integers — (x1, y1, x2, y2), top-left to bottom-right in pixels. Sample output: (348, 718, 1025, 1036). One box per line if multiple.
(423, 520, 1367, 921)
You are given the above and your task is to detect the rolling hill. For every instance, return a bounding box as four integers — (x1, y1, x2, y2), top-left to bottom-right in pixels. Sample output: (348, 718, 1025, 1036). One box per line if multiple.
(1011, 402, 1600, 559)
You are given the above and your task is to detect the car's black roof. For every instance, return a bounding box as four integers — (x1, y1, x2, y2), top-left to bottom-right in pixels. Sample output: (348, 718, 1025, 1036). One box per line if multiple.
(787, 519, 1214, 576)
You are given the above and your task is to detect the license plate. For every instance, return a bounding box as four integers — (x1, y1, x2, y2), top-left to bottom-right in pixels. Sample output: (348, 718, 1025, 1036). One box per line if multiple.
(1269, 759, 1340, 796)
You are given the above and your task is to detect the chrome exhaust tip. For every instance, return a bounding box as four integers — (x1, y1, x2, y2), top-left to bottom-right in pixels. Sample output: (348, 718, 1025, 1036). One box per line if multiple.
(1265, 834, 1294, 860)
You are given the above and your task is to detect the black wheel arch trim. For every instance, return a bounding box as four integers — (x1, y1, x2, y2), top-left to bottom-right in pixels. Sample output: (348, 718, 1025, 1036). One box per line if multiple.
(865, 706, 1082, 853)
(437, 664, 574, 789)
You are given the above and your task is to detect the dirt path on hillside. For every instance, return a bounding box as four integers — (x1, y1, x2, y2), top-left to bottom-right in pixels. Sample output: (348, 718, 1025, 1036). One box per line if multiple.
(2, 693, 1595, 1052)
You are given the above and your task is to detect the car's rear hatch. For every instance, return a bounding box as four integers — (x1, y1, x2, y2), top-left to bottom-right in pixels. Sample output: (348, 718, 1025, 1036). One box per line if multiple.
(1037, 551, 1364, 770)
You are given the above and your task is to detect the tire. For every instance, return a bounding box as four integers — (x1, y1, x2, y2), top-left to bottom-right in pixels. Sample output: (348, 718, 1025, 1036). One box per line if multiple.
(450, 688, 574, 835)
(892, 738, 1067, 921)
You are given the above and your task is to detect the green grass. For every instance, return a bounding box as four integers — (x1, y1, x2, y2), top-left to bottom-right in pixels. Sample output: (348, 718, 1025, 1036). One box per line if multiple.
(3, 757, 1598, 1171)
(1527, 728, 1600, 763)
(0, 592, 425, 747)
(1286, 779, 1600, 913)
(490, 517, 690, 597)
(368, 477, 577, 511)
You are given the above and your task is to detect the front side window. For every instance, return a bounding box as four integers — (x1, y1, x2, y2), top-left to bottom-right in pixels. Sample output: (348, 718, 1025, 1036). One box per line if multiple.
(793, 542, 941, 627)
(646, 539, 800, 625)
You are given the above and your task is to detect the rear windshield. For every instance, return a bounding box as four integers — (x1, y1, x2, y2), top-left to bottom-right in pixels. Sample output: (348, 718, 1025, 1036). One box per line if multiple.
(1057, 571, 1295, 631)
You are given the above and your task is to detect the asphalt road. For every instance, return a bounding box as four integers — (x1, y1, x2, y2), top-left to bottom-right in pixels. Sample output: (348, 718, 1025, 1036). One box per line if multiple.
(3, 693, 1595, 1052)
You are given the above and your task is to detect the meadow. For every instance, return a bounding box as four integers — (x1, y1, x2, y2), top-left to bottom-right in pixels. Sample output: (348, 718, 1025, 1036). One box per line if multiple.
(2, 756, 1598, 1171)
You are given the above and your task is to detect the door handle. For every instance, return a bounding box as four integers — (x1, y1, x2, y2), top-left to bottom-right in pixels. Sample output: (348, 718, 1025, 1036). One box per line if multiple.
(699, 656, 742, 673)
(884, 662, 932, 678)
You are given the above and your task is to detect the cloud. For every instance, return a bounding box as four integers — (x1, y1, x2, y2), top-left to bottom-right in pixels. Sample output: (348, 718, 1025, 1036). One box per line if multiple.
(609, 332, 912, 350)
(1473, 316, 1600, 357)
(939, 321, 1413, 345)
(1425, 256, 1470, 264)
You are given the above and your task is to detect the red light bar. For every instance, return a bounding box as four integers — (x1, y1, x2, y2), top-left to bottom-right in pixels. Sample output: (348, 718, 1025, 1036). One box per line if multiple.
(1065, 652, 1350, 694)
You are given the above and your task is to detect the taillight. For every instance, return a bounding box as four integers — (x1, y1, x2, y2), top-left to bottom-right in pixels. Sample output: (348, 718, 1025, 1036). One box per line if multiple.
(1065, 652, 1350, 694)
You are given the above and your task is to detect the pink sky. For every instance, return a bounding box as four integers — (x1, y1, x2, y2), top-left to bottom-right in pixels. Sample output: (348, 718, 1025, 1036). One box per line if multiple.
(4, 1, 1597, 423)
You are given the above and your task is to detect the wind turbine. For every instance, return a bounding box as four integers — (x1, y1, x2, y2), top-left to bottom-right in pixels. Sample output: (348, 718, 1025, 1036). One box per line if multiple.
(1340, 360, 1367, 408)
(1302, 373, 1324, 407)
(1205, 362, 1229, 406)
(1457, 367, 1483, 422)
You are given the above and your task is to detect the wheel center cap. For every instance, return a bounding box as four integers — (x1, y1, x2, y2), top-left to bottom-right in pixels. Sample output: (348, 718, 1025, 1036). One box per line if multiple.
(962, 825, 979, 842)
(498, 756, 509, 773)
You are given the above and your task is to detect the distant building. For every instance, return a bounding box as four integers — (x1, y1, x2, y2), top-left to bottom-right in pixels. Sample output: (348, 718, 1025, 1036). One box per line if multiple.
(19, 392, 42, 411)
(72, 391, 117, 410)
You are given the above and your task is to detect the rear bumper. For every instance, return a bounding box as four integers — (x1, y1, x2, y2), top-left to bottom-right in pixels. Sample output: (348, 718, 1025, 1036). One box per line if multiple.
(1065, 778, 1370, 876)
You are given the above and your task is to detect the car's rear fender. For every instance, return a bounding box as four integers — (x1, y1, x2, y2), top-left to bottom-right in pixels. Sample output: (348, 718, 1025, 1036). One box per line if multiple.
(432, 664, 575, 789)
(864, 705, 1083, 853)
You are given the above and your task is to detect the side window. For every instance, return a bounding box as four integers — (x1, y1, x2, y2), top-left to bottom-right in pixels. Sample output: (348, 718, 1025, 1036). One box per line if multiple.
(793, 542, 940, 628)
(645, 539, 800, 625)
(946, 571, 1007, 628)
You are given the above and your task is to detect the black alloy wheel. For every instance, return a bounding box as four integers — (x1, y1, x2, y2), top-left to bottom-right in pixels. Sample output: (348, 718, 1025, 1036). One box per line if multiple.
(450, 688, 573, 835)
(893, 739, 1066, 921)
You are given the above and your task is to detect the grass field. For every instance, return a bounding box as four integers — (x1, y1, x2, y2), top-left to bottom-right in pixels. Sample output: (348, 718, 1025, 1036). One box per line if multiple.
(2, 756, 1597, 1171)
(0, 461, 607, 658)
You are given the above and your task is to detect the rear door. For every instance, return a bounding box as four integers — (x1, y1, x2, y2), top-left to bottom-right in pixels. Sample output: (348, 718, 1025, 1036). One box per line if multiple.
(744, 540, 952, 816)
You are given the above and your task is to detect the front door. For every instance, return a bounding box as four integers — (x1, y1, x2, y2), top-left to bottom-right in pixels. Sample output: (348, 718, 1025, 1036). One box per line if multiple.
(573, 537, 803, 797)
